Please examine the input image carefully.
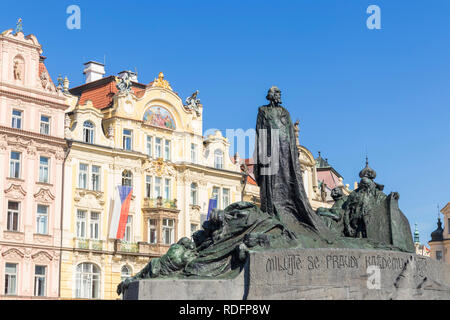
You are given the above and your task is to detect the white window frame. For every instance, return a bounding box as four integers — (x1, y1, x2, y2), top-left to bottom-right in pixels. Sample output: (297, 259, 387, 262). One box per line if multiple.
(39, 156, 50, 183)
(5, 263, 18, 295)
(146, 135, 153, 157)
(164, 140, 171, 161)
(164, 178, 171, 200)
(148, 219, 157, 244)
(91, 165, 101, 191)
(212, 186, 220, 208)
(121, 266, 131, 282)
(222, 188, 230, 209)
(122, 170, 133, 187)
(76, 210, 87, 239)
(123, 215, 133, 242)
(12, 109, 22, 129)
(145, 175, 152, 198)
(9, 151, 21, 179)
(162, 218, 174, 245)
(36, 204, 48, 235)
(75, 263, 100, 299)
(83, 121, 94, 144)
(154, 177, 162, 198)
(155, 138, 162, 158)
(40, 115, 50, 135)
(123, 129, 133, 151)
(190, 183, 198, 206)
(79, 163, 88, 189)
(34, 265, 47, 297)
(191, 143, 197, 164)
(214, 149, 224, 169)
(89, 212, 100, 240)
(7, 201, 20, 232)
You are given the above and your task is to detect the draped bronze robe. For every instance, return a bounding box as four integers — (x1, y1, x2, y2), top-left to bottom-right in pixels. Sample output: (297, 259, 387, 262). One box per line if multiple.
(254, 105, 330, 236)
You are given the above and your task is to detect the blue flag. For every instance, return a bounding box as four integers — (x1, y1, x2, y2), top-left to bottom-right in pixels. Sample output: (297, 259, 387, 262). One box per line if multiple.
(206, 198, 217, 220)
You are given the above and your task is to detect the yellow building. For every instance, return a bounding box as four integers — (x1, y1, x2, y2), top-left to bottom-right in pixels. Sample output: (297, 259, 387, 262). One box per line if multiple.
(59, 65, 242, 299)
(429, 203, 450, 265)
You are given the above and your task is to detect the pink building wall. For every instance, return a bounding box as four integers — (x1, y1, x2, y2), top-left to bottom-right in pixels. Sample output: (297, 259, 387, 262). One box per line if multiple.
(0, 29, 68, 299)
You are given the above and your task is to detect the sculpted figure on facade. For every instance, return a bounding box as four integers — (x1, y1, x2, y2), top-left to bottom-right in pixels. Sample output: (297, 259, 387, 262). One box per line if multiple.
(13, 59, 22, 80)
(185, 90, 202, 117)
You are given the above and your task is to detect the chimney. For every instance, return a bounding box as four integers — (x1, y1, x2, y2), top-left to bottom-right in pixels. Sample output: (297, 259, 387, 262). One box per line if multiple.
(118, 70, 138, 82)
(83, 61, 105, 83)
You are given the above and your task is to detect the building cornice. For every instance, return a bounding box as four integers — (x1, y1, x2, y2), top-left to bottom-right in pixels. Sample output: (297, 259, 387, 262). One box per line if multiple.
(0, 84, 68, 110)
(0, 125, 66, 146)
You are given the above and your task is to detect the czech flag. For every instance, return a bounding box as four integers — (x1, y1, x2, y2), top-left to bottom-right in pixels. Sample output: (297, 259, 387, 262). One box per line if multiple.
(109, 185, 132, 239)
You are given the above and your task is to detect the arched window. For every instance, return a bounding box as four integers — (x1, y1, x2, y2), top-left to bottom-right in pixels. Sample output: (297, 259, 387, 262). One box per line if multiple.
(121, 266, 131, 282)
(214, 149, 223, 169)
(190, 183, 198, 206)
(75, 263, 100, 299)
(83, 121, 94, 144)
(122, 170, 132, 187)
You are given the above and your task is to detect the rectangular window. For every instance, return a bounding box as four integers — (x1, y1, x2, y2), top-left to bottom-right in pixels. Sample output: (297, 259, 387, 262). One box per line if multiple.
(190, 183, 198, 206)
(124, 216, 132, 242)
(90, 212, 100, 240)
(146, 135, 153, 157)
(123, 129, 132, 151)
(78, 163, 88, 189)
(40, 115, 50, 135)
(222, 188, 230, 209)
(149, 219, 157, 244)
(7, 201, 20, 232)
(162, 218, 174, 245)
(76, 210, 87, 238)
(164, 178, 171, 200)
(155, 177, 162, 198)
(36, 205, 48, 234)
(191, 143, 197, 164)
(212, 187, 220, 209)
(5, 263, 17, 295)
(155, 138, 162, 158)
(9, 151, 21, 179)
(12, 109, 22, 129)
(34, 266, 46, 297)
(436, 251, 443, 261)
(92, 165, 100, 191)
(146, 175, 152, 198)
(164, 140, 171, 160)
(39, 156, 49, 183)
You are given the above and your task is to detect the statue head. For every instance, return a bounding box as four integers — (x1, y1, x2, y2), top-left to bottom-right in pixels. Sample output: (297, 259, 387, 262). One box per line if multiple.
(177, 237, 195, 250)
(266, 86, 282, 106)
(330, 187, 344, 200)
(359, 177, 375, 192)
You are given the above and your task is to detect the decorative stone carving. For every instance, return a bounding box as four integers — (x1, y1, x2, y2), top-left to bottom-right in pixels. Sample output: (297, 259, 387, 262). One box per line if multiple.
(115, 72, 132, 94)
(74, 189, 105, 209)
(13, 59, 23, 81)
(34, 188, 55, 203)
(2, 248, 24, 259)
(184, 90, 202, 116)
(40, 70, 53, 91)
(31, 251, 53, 262)
(143, 158, 176, 177)
(4, 184, 27, 199)
(152, 72, 172, 90)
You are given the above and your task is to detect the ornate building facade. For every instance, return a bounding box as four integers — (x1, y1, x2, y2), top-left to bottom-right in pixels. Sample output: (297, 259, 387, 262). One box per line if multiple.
(59, 67, 242, 299)
(0, 29, 67, 299)
(429, 203, 450, 265)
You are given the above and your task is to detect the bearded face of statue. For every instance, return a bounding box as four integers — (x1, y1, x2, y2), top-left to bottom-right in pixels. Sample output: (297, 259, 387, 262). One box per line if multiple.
(331, 187, 343, 200)
(267, 86, 282, 106)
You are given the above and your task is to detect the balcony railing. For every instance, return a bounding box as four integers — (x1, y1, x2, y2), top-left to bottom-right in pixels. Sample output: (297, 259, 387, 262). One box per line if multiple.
(117, 241, 139, 253)
(74, 238, 104, 251)
(143, 197, 177, 209)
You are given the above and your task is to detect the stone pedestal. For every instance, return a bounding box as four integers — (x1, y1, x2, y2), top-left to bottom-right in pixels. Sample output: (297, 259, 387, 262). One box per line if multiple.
(123, 248, 450, 300)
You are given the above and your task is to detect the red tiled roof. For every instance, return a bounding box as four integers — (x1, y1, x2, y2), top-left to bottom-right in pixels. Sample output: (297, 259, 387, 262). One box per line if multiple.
(247, 175, 257, 186)
(39, 60, 54, 85)
(317, 169, 340, 190)
(70, 76, 146, 109)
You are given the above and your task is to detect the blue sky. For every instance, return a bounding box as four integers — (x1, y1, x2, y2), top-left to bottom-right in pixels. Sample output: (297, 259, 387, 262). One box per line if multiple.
(2, 0, 449, 244)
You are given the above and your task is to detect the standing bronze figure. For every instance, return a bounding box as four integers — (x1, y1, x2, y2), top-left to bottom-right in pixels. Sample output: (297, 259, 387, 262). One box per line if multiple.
(254, 86, 330, 236)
